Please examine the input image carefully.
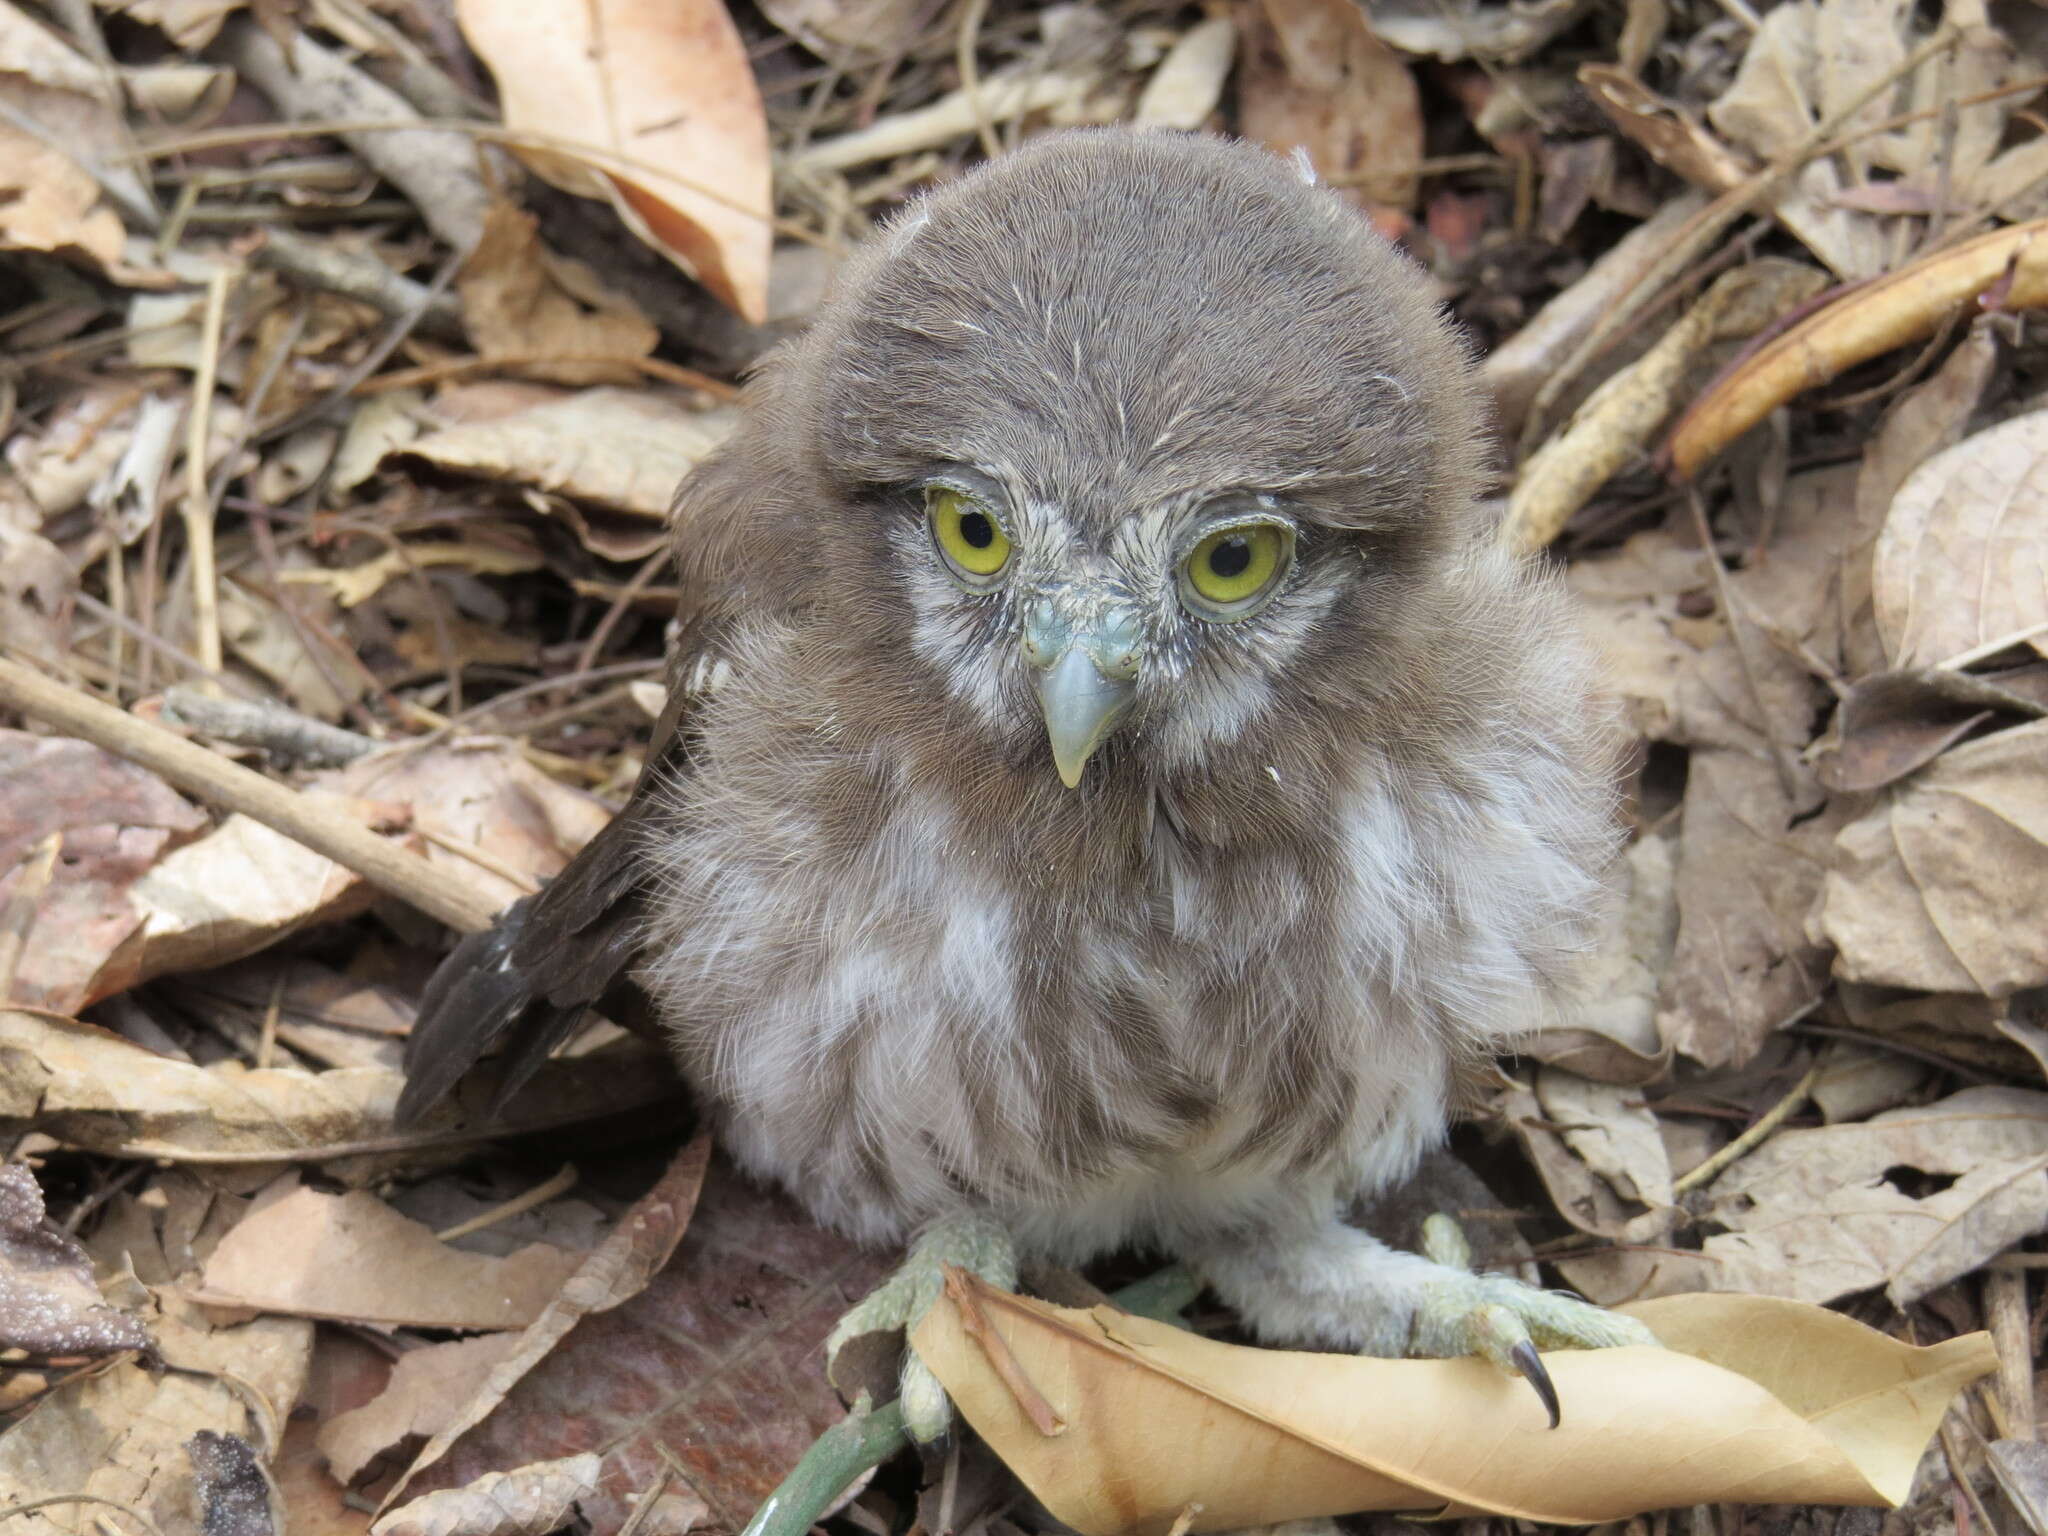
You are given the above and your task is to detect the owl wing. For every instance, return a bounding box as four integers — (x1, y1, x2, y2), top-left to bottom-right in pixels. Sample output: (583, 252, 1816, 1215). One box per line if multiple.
(396, 404, 792, 1125)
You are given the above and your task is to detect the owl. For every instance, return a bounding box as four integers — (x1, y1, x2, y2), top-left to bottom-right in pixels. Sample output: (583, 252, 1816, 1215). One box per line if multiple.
(403, 128, 1652, 1438)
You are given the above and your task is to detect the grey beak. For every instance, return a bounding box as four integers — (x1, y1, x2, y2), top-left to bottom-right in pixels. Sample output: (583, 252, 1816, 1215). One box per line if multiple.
(1034, 647, 1136, 788)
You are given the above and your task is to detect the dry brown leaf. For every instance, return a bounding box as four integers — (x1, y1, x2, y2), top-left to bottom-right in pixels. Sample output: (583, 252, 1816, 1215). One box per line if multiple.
(1578, 66, 1747, 194)
(1237, 0, 1423, 218)
(0, 1162, 153, 1359)
(328, 741, 614, 912)
(282, 539, 545, 610)
(1688, 1086, 2048, 1307)
(1873, 411, 2048, 670)
(1819, 667, 2045, 793)
(756, 0, 923, 61)
(1522, 830, 1674, 1083)
(384, 1138, 710, 1509)
(0, 118, 125, 272)
(321, 1335, 524, 1484)
(0, 731, 209, 1014)
(0, 1287, 310, 1536)
(1839, 317, 2001, 680)
(0, 1008, 680, 1161)
(1704, 0, 1895, 281)
(1820, 718, 2048, 996)
(374, 1452, 601, 1536)
(457, 203, 659, 387)
(1566, 528, 1713, 744)
(396, 388, 736, 523)
(912, 1274, 1992, 1532)
(456, 0, 771, 322)
(194, 1181, 583, 1330)
(390, 1148, 887, 1533)
(87, 808, 382, 1005)
(1659, 748, 1852, 1068)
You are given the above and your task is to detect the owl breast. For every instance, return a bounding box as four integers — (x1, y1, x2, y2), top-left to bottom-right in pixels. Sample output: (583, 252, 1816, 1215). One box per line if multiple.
(634, 636, 1600, 1263)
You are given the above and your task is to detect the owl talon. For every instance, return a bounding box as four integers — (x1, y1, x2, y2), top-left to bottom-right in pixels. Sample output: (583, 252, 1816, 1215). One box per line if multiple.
(1508, 1338, 1561, 1429)
(825, 1210, 1017, 1444)
(1411, 1215, 1655, 1429)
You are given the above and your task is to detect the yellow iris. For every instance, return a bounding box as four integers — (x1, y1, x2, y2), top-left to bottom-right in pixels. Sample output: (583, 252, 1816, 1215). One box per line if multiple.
(1183, 522, 1289, 614)
(929, 487, 1012, 581)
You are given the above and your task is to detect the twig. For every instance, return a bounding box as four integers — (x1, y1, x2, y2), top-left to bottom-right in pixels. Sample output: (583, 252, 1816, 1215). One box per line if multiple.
(216, 19, 488, 254)
(160, 685, 378, 767)
(434, 1163, 578, 1242)
(948, 1267, 1065, 1435)
(182, 268, 233, 681)
(0, 655, 501, 933)
(249, 228, 465, 340)
(956, 0, 1002, 161)
(1670, 1058, 1823, 1196)
(0, 1491, 167, 1536)
(1517, 24, 1961, 460)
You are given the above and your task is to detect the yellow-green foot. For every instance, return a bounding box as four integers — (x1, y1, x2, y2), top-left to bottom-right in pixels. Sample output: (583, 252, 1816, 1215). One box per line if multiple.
(1414, 1214, 1656, 1428)
(825, 1209, 1017, 1442)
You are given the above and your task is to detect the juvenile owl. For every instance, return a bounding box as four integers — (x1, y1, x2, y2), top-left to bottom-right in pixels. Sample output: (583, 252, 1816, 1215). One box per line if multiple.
(404, 128, 1651, 1436)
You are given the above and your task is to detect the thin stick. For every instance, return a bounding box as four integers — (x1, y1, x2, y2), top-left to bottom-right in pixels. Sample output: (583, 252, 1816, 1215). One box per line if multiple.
(0, 655, 501, 933)
(182, 268, 233, 681)
(433, 1163, 579, 1242)
(1671, 1058, 1823, 1195)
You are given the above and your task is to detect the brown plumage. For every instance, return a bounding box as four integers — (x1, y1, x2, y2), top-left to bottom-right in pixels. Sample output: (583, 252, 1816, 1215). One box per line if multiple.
(403, 128, 1651, 1435)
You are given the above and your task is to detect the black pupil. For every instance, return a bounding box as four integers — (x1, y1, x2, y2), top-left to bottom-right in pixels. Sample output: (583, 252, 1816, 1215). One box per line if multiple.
(959, 510, 995, 549)
(1208, 536, 1251, 579)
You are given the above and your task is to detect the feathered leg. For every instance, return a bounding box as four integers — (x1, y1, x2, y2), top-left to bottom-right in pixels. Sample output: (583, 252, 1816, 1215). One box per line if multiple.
(825, 1209, 1017, 1442)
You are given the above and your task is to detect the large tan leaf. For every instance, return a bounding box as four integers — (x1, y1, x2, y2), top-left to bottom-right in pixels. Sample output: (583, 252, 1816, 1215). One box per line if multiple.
(913, 1275, 1991, 1532)
(1873, 411, 2048, 671)
(456, 0, 771, 322)
(395, 388, 736, 527)
(194, 1181, 584, 1330)
(1820, 719, 2048, 996)
(1689, 1085, 2048, 1308)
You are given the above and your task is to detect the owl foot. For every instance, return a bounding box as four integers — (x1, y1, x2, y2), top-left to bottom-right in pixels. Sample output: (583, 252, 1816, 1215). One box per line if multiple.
(1410, 1213, 1656, 1429)
(826, 1209, 1018, 1443)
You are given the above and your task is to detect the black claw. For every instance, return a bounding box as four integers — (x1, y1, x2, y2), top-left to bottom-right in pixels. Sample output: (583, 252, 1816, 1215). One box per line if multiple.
(1510, 1340, 1562, 1429)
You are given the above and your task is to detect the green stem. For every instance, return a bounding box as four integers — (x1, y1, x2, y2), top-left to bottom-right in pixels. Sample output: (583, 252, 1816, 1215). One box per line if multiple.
(739, 1267, 1200, 1536)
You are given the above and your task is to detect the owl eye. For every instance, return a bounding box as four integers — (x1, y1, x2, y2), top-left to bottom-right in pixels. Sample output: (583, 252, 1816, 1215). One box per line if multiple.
(928, 486, 1012, 587)
(1180, 521, 1293, 619)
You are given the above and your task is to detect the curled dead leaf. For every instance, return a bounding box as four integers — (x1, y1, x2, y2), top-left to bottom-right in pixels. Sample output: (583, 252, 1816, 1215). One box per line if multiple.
(1670, 218, 2048, 479)
(912, 1275, 1993, 1533)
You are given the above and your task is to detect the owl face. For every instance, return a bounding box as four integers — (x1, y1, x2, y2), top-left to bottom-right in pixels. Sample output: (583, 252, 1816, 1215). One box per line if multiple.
(789, 130, 1489, 789)
(887, 467, 1354, 783)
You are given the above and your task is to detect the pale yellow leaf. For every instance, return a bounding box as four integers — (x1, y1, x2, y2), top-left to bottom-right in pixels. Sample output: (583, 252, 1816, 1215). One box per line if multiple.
(912, 1276, 1993, 1534)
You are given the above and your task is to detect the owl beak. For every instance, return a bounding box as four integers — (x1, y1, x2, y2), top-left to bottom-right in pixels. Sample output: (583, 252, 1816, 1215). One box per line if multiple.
(1035, 648, 1136, 787)
(1025, 600, 1140, 788)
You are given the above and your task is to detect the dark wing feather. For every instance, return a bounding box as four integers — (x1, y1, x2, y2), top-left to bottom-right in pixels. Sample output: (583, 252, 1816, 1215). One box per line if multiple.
(394, 675, 691, 1123)
(396, 394, 791, 1125)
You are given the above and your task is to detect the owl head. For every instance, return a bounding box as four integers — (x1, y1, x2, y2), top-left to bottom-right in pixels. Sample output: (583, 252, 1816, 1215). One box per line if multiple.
(745, 130, 1493, 790)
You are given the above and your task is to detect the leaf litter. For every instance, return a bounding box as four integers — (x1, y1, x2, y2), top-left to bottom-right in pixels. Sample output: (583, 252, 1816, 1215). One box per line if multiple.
(4, 0, 2048, 1533)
